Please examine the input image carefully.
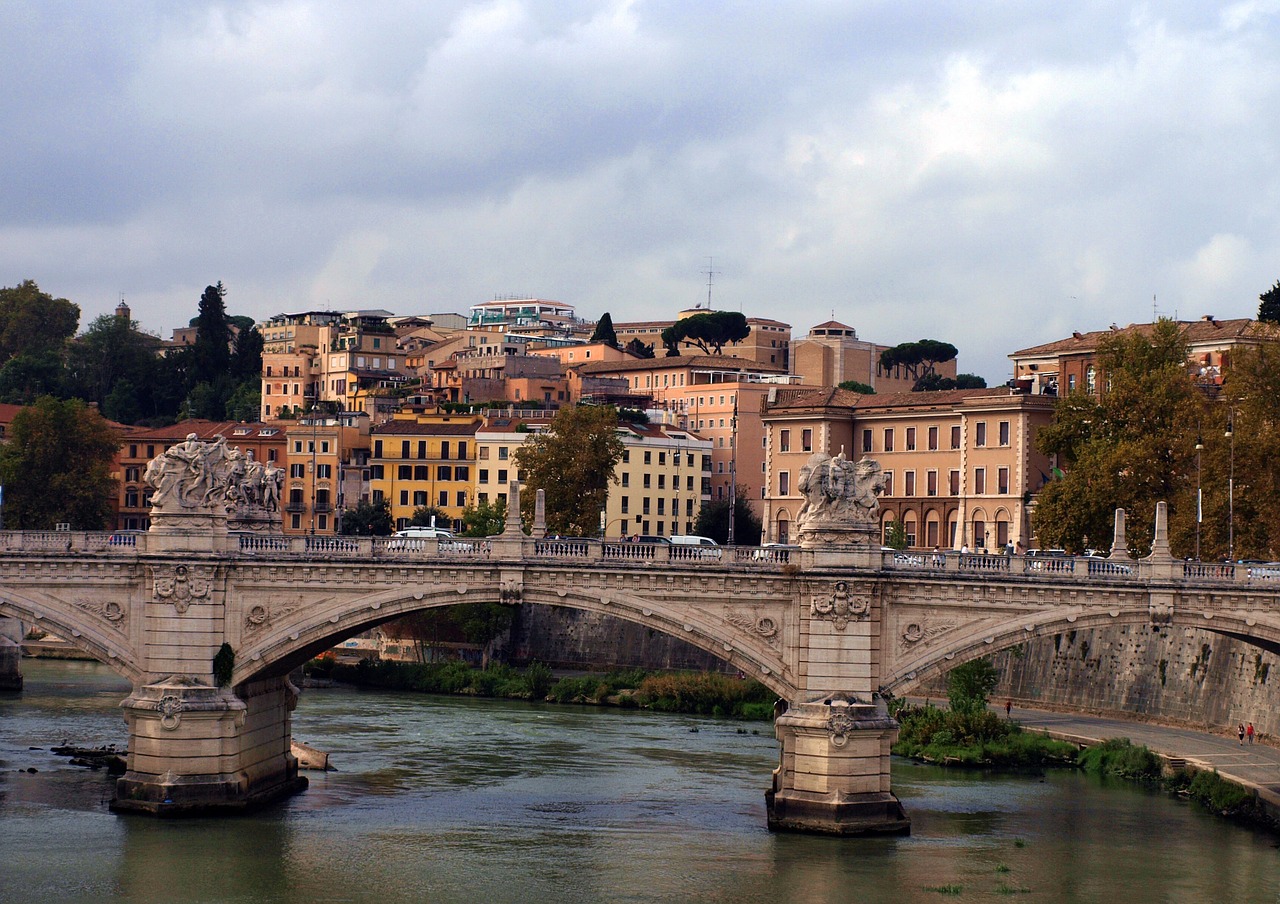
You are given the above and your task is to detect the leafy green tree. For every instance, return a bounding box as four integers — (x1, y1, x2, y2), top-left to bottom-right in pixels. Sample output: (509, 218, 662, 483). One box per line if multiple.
(660, 311, 750, 356)
(460, 499, 507, 537)
(625, 338, 655, 359)
(1259, 280, 1280, 323)
(224, 381, 261, 422)
(192, 283, 232, 382)
(0, 396, 119, 529)
(514, 404, 625, 535)
(103, 378, 142, 424)
(837, 379, 875, 394)
(339, 498, 394, 535)
(947, 657, 999, 715)
(883, 519, 908, 550)
(693, 496, 763, 545)
(410, 505, 450, 528)
(879, 339, 958, 381)
(0, 351, 66, 404)
(0, 280, 79, 363)
(590, 312, 618, 347)
(912, 372, 988, 391)
(1033, 319, 1206, 555)
(65, 313, 163, 421)
(230, 325, 264, 381)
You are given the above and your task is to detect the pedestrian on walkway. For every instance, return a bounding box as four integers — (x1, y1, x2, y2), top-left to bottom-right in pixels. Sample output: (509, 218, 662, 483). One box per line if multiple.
(1247, 722, 1255, 744)
(1005, 699, 1012, 719)
(1238, 722, 1246, 745)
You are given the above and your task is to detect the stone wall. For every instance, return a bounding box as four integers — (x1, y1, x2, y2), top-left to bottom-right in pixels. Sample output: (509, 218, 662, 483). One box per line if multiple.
(501, 604, 736, 674)
(919, 625, 1279, 739)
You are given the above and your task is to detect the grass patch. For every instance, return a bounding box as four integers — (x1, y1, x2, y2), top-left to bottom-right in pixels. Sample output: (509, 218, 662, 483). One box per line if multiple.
(997, 884, 1031, 895)
(1078, 737, 1163, 781)
(891, 703, 1077, 767)
(995, 864, 1011, 873)
(926, 885, 963, 895)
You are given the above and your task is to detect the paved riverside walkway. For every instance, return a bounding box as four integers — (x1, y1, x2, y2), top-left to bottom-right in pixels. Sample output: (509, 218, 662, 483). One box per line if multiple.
(1005, 703, 1280, 806)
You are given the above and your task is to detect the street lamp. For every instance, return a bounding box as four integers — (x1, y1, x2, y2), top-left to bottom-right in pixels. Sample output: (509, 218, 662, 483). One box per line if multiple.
(1195, 435, 1204, 561)
(1226, 411, 1234, 561)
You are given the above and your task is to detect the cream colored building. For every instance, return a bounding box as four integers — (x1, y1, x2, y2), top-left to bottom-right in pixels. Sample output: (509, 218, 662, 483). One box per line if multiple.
(612, 311, 792, 368)
(761, 387, 1056, 549)
(791, 320, 958, 394)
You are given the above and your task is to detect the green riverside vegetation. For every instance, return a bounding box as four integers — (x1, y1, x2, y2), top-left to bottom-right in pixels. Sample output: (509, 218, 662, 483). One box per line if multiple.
(893, 659, 1278, 834)
(311, 657, 775, 721)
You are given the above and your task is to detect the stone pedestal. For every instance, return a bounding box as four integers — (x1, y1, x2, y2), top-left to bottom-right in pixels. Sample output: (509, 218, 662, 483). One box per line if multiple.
(0, 635, 21, 692)
(766, 700, 910, 836)
(146, 510, 230, 555)
(112, 676, 306, 815)
(797, 523, 878, 549)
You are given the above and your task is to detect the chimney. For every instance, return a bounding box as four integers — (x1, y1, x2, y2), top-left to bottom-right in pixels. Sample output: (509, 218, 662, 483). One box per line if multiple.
(1072, 331, 1083, 340)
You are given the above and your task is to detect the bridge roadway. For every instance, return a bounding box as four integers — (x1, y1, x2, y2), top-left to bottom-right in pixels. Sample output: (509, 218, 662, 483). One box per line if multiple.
(0, 502, 1278, 837)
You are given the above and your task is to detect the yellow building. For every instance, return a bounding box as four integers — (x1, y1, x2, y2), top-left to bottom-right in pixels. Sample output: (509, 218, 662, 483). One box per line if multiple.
(369, 412, 481, 531)
(282, 412, 372, 535)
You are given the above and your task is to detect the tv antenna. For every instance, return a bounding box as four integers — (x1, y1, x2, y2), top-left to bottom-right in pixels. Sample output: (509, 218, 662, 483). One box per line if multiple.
(702, 257, 719, 310)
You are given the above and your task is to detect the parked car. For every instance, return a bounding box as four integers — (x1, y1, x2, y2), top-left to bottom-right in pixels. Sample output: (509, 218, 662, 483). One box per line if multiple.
(386, 527, 457, 551)
(669, 535, 722, 559)
(752, 542, 800, 561)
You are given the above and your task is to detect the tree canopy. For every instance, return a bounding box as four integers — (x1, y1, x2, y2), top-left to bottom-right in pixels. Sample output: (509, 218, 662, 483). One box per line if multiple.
(879, 340, 958, 381)
(912, 372, 987, 392)
(837, 380, 875, 394)
(0, 280, 79, 364)
(339, 498, 394, 536)
(1032, 319, 1205, 555)
(625, 338, 655, 359)
(1259, 280, 1280, 323)
(693, 496, 762, 546)
(0, 396, 119, 529)
(660, 311, 750, 356)
(590, 312, 618, 347)
(514, 404, 625, 536)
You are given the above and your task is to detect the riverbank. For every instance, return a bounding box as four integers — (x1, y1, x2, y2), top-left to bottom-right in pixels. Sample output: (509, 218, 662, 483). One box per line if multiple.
(316, 658, 776, 721)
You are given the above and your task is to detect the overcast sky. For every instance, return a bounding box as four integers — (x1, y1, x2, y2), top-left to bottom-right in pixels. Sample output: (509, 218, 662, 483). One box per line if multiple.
(3, 1, 1279, 382)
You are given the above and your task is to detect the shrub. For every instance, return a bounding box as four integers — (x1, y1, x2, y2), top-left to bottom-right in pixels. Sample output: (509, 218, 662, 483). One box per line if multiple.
(1077, 738, 1161, 781)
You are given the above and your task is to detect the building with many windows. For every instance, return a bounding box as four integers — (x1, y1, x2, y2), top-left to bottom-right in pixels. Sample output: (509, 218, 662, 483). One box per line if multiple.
(761, 387, 1056, 550)
(280, 412, 371, 535)
(791, 320, 957, 394)
(368, 413, 482, 531)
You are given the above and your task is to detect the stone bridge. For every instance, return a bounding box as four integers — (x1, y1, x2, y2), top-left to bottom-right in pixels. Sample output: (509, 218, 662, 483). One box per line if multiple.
(2, 502, 1278, 836)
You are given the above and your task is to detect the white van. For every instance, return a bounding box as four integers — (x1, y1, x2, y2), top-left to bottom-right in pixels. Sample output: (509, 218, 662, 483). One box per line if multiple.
(386, 526, 457, 551)
(669, 535, 722, 560)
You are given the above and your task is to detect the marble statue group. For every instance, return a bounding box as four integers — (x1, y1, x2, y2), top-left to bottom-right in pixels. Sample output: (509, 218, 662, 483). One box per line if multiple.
(145, 434, 283, 516)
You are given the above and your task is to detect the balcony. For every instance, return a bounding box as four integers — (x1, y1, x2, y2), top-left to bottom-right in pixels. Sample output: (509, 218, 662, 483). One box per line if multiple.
(313, 503, 333, 514)
(285, 502, 307, 514)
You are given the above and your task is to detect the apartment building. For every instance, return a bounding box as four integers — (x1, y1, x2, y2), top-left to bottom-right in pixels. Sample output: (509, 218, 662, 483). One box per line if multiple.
(612, 311, 792, 369)
(369, 413, 482, 531)
(280, 412, 371, 535)
(761, 387, 1056, 549)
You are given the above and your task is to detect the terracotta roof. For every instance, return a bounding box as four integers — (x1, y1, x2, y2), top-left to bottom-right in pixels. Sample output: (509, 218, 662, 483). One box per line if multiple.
(766, 386, 1014, 412)
(1009, 317, 1269, 359)
(372, 421, 480, 436)
(573, 354, 787, 376)
(805, 320, 858, 332)
(121, 420, 284, 441)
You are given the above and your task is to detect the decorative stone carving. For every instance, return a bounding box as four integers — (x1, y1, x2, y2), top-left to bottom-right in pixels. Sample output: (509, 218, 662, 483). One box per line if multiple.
(244, 602, 300, 635)
(810, 580, 871, 631)
(157, 693, 184, 730)
(796, 452, 886, 547)
(500, 577, 523, 603)
(75, 597, 127, 631)
(827, 705, 856, 747)
(144, 434, 284, 520)
(724, 607, 781, 648)
(152, 564, 215, 614)
(900, 620, 958, 649)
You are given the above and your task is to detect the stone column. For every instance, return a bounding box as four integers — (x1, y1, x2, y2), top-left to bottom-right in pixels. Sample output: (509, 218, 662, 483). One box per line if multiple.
(767, 698, 909, 835)
(112, 675, 305, 814)
(1110, 508, 1128, 558)
(0, 635, 21, 692)
(533, 489, 547, 539)
(766, 577, 910, 835)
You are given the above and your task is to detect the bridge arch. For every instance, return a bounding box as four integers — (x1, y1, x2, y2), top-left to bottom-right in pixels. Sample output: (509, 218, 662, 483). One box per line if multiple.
(232, 583, 797, 700)
(0, 589, 141, 683)
(882, 607, 1280, 698)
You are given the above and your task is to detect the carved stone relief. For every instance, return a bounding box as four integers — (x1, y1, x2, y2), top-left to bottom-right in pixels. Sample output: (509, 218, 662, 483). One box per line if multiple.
(810, 580, 871, 631)
(151, 564, 215, 614)
(900, 620, 958, 650)
(723, 607, 781, 649)
(75, 597, 127, 632)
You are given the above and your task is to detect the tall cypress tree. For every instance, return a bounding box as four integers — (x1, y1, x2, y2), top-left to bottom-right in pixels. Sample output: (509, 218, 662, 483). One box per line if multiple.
(192, 282, 231, 385)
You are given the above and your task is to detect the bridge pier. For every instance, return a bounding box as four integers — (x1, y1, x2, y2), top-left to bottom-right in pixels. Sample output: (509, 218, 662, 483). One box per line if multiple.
(111, 675, 306, 815)
(766, 698, 909, 835)
(0, 617, 23, 691)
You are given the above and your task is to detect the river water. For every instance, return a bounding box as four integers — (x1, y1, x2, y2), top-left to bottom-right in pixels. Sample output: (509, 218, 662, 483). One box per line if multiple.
(1, 659, 1276, 903)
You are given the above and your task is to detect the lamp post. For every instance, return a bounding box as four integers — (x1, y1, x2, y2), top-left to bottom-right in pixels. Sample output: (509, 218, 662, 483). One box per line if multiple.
(1195, 435, 1204, 561)
(1226, 410, 1234, 561)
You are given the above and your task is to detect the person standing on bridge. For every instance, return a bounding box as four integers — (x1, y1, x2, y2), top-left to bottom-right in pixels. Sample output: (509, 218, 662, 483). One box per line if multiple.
(1247, 722, 1255, 744)
(1238, 722, 1246, 745)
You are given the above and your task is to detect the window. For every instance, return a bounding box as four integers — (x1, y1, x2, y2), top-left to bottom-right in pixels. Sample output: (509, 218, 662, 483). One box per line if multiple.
(401, 441, 410, 458)
(479, 469, 489, 483)
(950, 469, 960, 495)
(456, 492, 466, 507)
(975, 467, 987, 494)
(658, 452, 666, 465)
(998, 467, 1010, 494)
(975, 422, 987, 447)
(1086, 366, 1097, 395)
(621, 473, 630, 487)
(658, 474, 666, 490)
(927, 470, 938, 496)
(498, 447, 509, 460)
(621, 496, 629, 514)
(999, 421, 1010, 446)
(643, 498, 651, 514)
(294, 441, 304, 454)
(438, 465, 452, 481)
(883, 428, 894, 452)
(290, 464, 305, 478)
(780, 430, 790, 452)
(644, 451, 652, 465)
(398, 464, 412, 480)
(414, 465, 429, 480)
(441, 441, 451, 460)
(657, 499, 665, 515)
(779, 471, 790, 495)
(321, 441, 330, 453)
(479, 447, 490, 460)
(951, 426, 961, 449)
(375, 440, 383, 458)
(316, 464, 331, 479)
(455, 466, 469, 481)
(413, 491, 427, 506)
(802, 428, 813, 452)
(882, 471, 894, 495)
(643, 474, 652, 489)
(862, 429, 873, 453)
(438, 491, 447, 506)
(622, 450, 630, 463)
(417, 441, 427, 459)
(497, 469, 508, 484)
(928, 426, 938, 450)
(1068, 374, 1077, 392)
(904, 471, 916, 496)
(399, 490, 409, 506)
(906, 427, 916, 451)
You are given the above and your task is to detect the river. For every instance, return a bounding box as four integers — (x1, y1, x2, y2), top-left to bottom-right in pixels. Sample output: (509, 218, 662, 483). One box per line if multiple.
(1, 659, 1276, 903)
